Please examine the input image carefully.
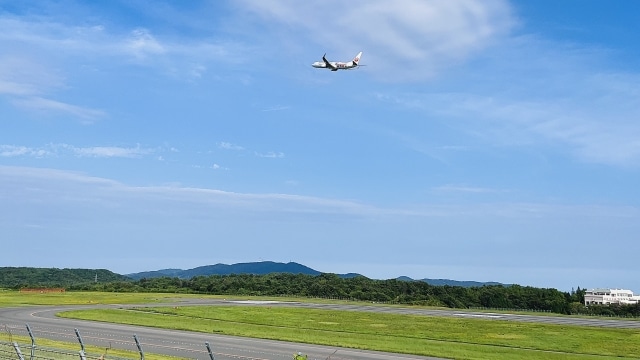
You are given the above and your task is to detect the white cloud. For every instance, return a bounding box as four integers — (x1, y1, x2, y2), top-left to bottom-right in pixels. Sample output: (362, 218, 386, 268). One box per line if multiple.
(0, 16, 240, 67)
(12, 97, 106, 123)
(218, 142, 245, 151)
(0, 143, 154, 159)
(126, 28, 165, 60)
(218, 142, 284, 159)
(374, 36, 640, 167)
(2, 165, 637, 220)
(256, 151, 284, 158)
(0, 56, 65, 96)
(433, 184, 504, 194)
(261, 105, 290, 112)
(0, 80, 39, 96)
(0, 145, 50, 158)
(0, 12, 248, 120)
(237, 0, 514, 81)
(2, 165, 638, 289)
(60, 144, 153, 158)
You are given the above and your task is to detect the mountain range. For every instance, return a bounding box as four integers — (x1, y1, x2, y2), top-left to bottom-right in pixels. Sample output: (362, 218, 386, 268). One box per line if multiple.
(126, 261, 504, 287)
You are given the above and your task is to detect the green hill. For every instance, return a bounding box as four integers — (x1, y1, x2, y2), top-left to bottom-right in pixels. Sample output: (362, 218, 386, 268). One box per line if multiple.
(126, 261, 323, 280)
(0, 267, 130, 288)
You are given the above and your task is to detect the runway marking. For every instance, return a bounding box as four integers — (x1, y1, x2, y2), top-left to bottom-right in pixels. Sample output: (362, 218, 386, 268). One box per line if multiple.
(453, 313, 504, 319)
(229, 300, 283, 304)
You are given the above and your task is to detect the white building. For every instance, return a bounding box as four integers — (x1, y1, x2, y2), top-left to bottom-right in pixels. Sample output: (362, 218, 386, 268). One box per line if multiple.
(584, 288, 640, 305)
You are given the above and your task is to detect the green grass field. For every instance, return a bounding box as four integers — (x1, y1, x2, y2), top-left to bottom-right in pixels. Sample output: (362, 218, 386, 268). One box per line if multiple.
(0, 290, 204, 307)
(59, 305, 640, 360)
(2, 291, 639, 360)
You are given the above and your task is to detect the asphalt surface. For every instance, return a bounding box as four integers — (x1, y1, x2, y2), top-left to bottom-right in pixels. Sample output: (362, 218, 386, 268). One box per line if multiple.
(1, 299, 639, 360)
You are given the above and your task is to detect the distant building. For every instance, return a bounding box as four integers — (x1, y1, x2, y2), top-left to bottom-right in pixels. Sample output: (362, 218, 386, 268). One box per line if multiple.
(584, 288, 640, 305)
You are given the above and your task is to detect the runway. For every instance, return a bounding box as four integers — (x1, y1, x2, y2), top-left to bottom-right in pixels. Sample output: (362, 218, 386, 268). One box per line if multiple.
(0, 301, 440, 360)
(2, 299, 639, 360)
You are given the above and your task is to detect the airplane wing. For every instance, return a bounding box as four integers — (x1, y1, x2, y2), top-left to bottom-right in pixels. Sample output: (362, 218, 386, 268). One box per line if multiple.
(322, 54, 338, 71)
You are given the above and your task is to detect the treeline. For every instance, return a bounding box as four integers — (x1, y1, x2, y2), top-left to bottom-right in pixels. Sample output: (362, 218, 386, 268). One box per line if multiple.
(6, 269, 638, 317)
(0, 267, 129, 288)
(68, 272, 597, 315)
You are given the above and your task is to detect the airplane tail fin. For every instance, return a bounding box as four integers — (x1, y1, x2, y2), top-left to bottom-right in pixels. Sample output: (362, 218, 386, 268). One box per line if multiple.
(352, 51, 363, 66)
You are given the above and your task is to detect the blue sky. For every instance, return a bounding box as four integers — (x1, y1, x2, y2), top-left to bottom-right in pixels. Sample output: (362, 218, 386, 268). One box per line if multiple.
(1, 0, 639, 291)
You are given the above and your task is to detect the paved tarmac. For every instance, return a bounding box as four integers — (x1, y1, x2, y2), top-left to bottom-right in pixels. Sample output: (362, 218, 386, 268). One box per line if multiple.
(1, 299, 639, 360)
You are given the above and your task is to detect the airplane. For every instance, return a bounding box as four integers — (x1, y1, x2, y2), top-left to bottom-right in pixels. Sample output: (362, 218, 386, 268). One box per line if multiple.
(312, 51, 363, 71)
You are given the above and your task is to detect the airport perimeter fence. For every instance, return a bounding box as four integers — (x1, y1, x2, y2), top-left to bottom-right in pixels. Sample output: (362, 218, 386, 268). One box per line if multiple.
(0, 324, 217, 360)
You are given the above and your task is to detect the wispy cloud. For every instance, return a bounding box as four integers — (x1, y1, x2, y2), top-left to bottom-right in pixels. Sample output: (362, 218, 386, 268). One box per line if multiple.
(64, 144, 152, 158)
(374, 36, 640, 167)
(0, 15, 244, 69)
(0, 145, 51, 158)
(237, 0, 514, 81)
(2, 165, 638, 288)
(191, 163, 227, 170)
(12, 97, 106, 123)
(255, 151, 285, 158)
(0, 143, 155, 159)
(0, 55, 61, 96)
(126, 28, 166, 60)
(261, 105, 290, 112)
(2, 165, 636, 219)
(0, 11, 249, 120)
(218, 142, 285, 159)
(433, 184, 506, 194)
(218, 142, 245, 151)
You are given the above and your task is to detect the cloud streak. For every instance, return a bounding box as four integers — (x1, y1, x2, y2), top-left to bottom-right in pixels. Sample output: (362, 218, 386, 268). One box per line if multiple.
(433, 184, 506, 194)
(0, 145, 50, 158)
(0, 11, 248, 121)
(219, 142, 285, 159)
(237, 0, 514, 81)
(1, 165, 638, 287)
(2, 165, 637, 220)
(0, 144, 155, 159)
(374, 36, 640, 167)
(12, 97, 106, 123)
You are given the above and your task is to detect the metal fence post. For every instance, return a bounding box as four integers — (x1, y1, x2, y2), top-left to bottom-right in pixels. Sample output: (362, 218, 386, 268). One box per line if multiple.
(205, 341, 215, 360)
(133, 334, 144, 360)
(26, 324, 36, 360)
(75, 328, 85, 353)
(13, 342, 25, 360)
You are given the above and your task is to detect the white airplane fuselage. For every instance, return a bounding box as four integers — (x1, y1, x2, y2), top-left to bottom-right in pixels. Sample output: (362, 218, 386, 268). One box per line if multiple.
(312, 52, 362, 71)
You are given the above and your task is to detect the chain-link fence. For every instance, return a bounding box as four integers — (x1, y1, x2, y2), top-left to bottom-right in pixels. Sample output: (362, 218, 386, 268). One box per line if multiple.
(1, 324, 137, 360)
(0, 324, 217, 360)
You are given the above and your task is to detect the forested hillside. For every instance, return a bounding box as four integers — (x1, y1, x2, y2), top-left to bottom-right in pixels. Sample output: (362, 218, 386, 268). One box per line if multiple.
(69, 272, 621, 316)
(5, 268, 638, 317)
(125, 261, 503, 287)
(0, 267, 130, 287)
(126, 261, 322, 280)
